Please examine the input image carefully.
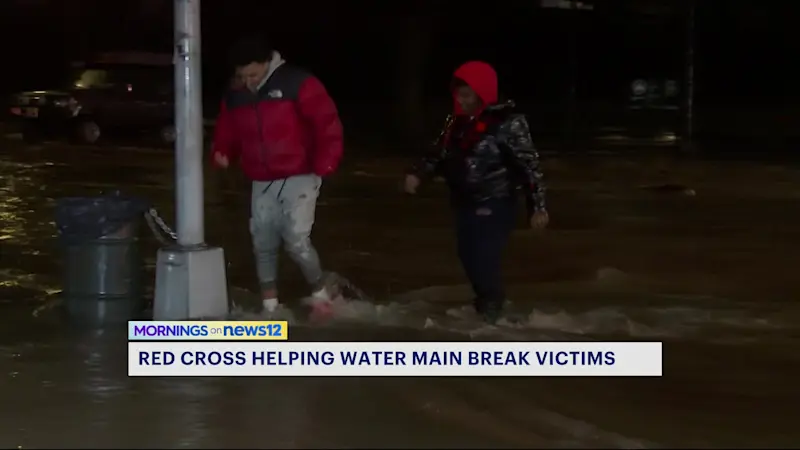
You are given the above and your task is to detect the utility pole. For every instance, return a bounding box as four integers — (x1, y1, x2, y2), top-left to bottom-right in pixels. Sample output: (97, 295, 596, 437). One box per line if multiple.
(683, 0, 696, 151)
(153, 0, 229, 320)
(541, 0, 593, 150)
(566, 0, 578, 150)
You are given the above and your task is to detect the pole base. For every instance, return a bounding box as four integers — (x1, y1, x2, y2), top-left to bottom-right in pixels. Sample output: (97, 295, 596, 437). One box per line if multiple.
(153, 246, 229, 320)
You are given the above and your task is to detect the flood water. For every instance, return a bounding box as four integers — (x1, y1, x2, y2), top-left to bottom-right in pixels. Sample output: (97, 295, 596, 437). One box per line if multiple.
(1, 135, 800, 448)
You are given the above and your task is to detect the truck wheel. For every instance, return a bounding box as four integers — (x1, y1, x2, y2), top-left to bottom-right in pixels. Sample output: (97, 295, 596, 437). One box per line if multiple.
(77, 120, 101, 144)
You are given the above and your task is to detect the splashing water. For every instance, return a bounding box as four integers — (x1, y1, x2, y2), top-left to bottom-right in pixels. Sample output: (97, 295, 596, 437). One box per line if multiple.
(232, 277, 794, 344)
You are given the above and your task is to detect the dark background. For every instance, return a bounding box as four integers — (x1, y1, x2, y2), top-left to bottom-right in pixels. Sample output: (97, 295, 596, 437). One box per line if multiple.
(2, 0, 798, 150)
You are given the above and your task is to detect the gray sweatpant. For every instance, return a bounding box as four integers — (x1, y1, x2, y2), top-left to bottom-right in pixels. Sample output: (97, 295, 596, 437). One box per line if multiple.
(250, 174, 324, 293)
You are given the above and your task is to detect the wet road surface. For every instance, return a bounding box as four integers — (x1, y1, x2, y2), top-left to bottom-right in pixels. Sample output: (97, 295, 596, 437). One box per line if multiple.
(1, 136, 800, 448)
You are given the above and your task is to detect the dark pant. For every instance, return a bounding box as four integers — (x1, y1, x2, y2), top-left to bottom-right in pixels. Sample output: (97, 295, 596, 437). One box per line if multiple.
(454, 198, 516, 313)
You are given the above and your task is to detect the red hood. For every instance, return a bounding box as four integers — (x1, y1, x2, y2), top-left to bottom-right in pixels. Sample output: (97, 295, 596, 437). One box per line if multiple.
(452, 61, 498, 115)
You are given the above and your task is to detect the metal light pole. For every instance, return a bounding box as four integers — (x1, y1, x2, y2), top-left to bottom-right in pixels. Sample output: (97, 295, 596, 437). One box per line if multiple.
(153, 0, 229, 320)
(174, 0, 204, 247)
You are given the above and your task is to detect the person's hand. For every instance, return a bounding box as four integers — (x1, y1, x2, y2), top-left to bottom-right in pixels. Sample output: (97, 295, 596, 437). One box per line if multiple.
(213, 151, 229, 169)
(404, 174, 421, 194)
(530, 209, 549, 229)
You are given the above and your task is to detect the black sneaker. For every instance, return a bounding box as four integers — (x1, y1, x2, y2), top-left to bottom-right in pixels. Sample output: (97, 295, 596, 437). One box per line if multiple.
(472, 297, 485, 315)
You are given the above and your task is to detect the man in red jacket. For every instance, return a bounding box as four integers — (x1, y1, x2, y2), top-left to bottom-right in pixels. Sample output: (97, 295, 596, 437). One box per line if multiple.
(211, 36, 344, 316)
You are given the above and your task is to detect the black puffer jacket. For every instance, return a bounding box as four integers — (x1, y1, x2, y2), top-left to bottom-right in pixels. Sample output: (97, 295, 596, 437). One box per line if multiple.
(410, 101, 546, 214)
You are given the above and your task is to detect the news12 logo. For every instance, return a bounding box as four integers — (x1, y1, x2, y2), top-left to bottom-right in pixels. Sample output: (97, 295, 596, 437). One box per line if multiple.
(127, 321, 288, 341)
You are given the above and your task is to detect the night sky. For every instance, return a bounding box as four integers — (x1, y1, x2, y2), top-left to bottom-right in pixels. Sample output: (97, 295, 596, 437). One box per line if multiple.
(1, 0, 798, 143)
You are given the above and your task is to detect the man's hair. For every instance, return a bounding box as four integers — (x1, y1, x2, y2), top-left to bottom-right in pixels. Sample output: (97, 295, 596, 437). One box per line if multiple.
(229, 35, 274, 67)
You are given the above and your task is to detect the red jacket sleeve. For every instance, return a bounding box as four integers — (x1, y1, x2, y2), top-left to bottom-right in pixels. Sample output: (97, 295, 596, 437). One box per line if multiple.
(296, 76, 344, 177)
(210, 99, 240, 166)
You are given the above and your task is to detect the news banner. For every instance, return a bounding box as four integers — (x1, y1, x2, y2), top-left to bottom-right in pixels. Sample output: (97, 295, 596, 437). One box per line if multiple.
(128, 321, 663, 377)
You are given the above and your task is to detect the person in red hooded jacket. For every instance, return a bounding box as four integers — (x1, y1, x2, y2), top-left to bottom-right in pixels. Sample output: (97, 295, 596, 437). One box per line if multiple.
(404, 61, 548, 323)
(211, 35, 343, 317)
